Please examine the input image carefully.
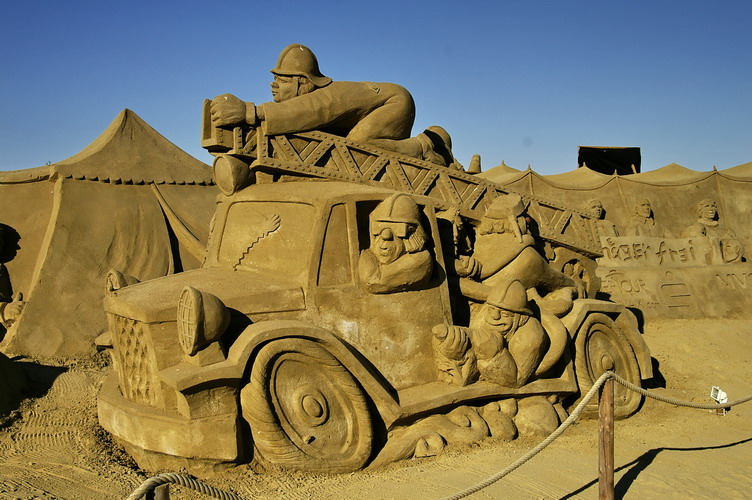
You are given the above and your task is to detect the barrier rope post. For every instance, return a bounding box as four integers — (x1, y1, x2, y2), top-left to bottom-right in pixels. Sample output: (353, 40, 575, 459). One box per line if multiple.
(146, 483, 170, 499)
(598, 375, 614, 500)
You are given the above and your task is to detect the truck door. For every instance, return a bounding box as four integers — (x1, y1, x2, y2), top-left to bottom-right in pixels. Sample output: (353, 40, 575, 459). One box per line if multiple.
(313, 199, 452, 390)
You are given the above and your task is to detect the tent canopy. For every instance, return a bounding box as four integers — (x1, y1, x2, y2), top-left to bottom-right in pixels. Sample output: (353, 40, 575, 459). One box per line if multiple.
(0, 110, 217, 357)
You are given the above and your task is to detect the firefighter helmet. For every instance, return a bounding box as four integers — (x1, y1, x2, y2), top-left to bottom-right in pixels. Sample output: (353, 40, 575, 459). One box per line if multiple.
(271, 44, 332, 87)
(485, 279, 532, 315)
(371, 193, 422, 239)
(373, 193, 421, 226)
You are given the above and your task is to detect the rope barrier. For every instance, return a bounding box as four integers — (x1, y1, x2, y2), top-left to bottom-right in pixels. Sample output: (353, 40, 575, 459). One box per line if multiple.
(125, 472, 250, 500)
(610, 373, 752, 410)
(126, 373, 752, 500)
(440, 371, 612, 500)
(440, 371, 752, 500)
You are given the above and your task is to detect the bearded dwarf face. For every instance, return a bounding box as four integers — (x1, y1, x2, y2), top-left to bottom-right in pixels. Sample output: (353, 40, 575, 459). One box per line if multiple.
(479, 305, 521, 336)
(472, 279, 533, 340)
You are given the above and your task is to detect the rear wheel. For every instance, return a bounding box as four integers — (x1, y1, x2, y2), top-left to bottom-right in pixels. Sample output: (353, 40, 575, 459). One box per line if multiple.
(572, 313, 642, 418)
(241, 338, 373, 472)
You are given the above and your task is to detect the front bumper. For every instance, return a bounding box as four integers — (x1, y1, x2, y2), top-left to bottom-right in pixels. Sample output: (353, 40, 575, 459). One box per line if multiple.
(97, 372, 242, 463)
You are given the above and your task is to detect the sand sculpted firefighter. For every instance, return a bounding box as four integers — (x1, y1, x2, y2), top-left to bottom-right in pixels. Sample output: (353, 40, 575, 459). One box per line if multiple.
(432, 279, 553, 388)
(210, 44, 457, 167)
(358, 193, 433, 294)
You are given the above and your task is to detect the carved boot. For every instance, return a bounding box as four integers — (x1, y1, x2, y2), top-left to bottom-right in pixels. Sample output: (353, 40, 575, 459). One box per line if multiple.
(418, 126, 454, 167)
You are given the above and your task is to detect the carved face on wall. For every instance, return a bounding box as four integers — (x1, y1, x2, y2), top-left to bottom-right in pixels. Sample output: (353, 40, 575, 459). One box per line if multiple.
(721, 238, 743, 263)
(634, 200, 652, 219)
(370, 222, 408, 264)
(698, 200, 718, 221)
(270, 75, 299, 103)
(588, 200, 603, 219)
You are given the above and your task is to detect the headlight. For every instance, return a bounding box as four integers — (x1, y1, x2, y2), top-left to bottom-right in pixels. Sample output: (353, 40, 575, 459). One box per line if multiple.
(213, 154, 253, 196)
(105, 269, 140, 294)
(177, 286, 230, 356)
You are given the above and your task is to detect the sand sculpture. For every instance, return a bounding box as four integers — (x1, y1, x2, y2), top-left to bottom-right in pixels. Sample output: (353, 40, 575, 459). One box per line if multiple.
(480, 163, 751, 320)
(0, 226, 25, 416)
(209, 44, 460, 169)
(681, 199, 744, 263)
(0, 225, 25, 336)
(624, 199, 669, 238)
(0, 110, 216, 357)
(588, 199, 619, 237)
(97, 44, 653, 476)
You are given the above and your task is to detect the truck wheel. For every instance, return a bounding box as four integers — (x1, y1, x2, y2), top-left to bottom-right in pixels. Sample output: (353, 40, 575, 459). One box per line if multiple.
(241, 338, 373, 472)
(572, 313, 642, 418)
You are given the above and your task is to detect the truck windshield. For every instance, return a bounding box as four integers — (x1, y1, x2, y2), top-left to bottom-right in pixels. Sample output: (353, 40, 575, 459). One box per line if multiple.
(218, 201, 315, 278)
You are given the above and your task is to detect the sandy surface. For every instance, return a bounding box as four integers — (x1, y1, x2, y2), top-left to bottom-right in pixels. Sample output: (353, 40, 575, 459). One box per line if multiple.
(0, 318, 750, 499)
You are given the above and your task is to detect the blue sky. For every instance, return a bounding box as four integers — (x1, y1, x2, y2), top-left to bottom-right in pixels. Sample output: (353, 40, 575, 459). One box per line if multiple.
(1, 1, 750, 174)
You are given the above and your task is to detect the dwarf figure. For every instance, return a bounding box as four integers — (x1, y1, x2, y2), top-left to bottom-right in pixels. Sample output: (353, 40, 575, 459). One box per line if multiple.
(432, 279, 548, 388)
(210, 44, 457, 167)
(682, 199, 744, 263)
(588, 199, 619, 237)
(457, 194, 578, 299)
(469, 279, 547, 387)
(625, 199, 668, 238)
(358, 193, 433, 293)
(0, 225, 25, 332)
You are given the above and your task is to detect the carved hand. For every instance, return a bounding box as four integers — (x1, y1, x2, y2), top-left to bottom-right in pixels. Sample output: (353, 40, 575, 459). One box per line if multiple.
(432, 324, 470, 359)
(210, 94, 248, 127)
(455, 255, 481, 279)
(471, 327, 504, 361)
(3, 293, 25, 324)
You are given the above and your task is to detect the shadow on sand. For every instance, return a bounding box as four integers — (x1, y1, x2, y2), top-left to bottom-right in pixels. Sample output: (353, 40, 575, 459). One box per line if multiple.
(559, 436, 752, 499)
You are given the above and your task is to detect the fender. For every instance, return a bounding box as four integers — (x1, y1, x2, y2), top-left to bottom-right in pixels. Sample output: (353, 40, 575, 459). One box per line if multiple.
(159, 319, 402, 426)
(562, 299, 653, 380)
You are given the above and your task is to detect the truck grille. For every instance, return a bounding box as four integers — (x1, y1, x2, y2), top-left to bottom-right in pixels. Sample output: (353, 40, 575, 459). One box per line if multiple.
(109, 314, 160, 407)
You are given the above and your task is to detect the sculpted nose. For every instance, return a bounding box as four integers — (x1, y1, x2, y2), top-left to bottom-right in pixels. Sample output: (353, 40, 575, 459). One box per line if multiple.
(380, 227, 394, 241)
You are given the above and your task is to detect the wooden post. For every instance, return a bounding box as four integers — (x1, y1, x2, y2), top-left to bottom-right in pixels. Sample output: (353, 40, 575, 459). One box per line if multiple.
(146, 484, 170, 500)
(599, 377, 615, 500)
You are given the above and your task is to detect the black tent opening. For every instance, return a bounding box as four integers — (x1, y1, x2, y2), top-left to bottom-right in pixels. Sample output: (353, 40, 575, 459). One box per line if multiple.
(578, 146, 641, 175)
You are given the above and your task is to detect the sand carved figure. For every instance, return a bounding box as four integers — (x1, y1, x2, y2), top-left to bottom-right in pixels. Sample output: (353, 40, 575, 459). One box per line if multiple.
(624, 199, 669, 238)
(0, 225, 25, 333)
(433, 279, 550, 388)
(96, 47, 655, 477)
(588, 199, 619, 237)
(210, 44, 458, 168)
(681, 199, 744, 263)
(358, 193, 433, 293)
(97, 178, 650, 475)
(457, 194, 581, 302)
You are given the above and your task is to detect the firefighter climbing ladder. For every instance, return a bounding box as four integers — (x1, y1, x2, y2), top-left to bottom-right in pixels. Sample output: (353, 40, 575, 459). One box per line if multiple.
(201, 102, 602, 258)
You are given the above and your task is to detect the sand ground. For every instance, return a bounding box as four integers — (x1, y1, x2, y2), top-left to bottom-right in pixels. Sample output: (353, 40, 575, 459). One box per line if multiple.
(0, 318, 750, 499)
